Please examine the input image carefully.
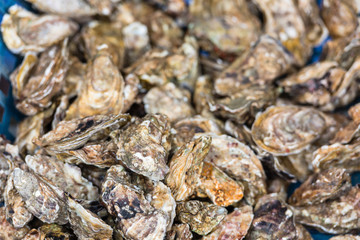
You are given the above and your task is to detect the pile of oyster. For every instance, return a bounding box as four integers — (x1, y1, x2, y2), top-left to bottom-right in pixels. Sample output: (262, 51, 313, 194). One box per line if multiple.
(1, 0, 360, 239)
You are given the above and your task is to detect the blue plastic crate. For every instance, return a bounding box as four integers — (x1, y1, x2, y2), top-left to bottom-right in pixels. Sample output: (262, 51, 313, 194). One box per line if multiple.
(0, 1, 358, 239)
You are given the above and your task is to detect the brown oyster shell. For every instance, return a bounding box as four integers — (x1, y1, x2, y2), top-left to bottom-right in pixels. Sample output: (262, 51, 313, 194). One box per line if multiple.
(66, 51, 125, 119)
(247, 194, 298, 240)
(253, 0, 310, 65)
(312, 141, 360, 173)
(67, 196, 113, 240)
(143, 82, 195, 122)
(189, 0, 261, 59)
(165, 136, 212, 201)
(101, 165, 168, 240)
(176, 200, 227, 235)
(196, 133, 266, 205)
(293, 186, 360, 234)
(214, 35, 294, 96)
(13, 168, 68, 224)
(321, 0, 358, 38)
(166, 223, 193, 240)
(25, 155, 98, 200)
(330, 235, 360, 240)
(10, 39, 69, 116)
(197, 162, 244, 207)
(0, 206, 30, 240)
(289, 168, 352, 206)
(202, 204, 253, 240)
(1, 5, 78, 54)
(252, 106, 327, 155)
(116, 113, 171, 181)
(35, 114, 130, 155)
(23, 224, 73, 240)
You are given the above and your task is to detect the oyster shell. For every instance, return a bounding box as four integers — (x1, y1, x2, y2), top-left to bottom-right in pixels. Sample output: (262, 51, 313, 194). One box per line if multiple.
(66, 51, 125, 119)
(280, 60, 360, 111)
(214, 35, 294, 96)
(35, 114, 130, 155)
(25, 0, 97, 17)
(312, 141, 360, 173)
(247, 194, 297, 240)
(253, 0, 310, 65)
(82, 21, 125, 69)
(144, 82, 195, 122)
(202, 204, 253, 240)
(13, 168, 68, 224)
(176, 200, 227, 235)
(101, 165, 168, 240)
(189, 0, 260, 59)
(330, 235, 360, 240)
(116, 114, 171, 181)
(252, 106, 327, 155)
(196, 133, 266, 205)
(209, 84, 279, 124)
(293, 186, 360, 234)
(165, 136, 211, 201)
(289, 168, 352, 206)
(0, 206, 30, 240)
(67, 196, 113, 240)
(166, 224, 193, 240)
(23, 224, 73, 240)
(1, 5, 78, 54)
(322, 0, 358, 38)
(10, 39, 69, 116)
(197, 162, 244, 207)
(171, 115, 223, 150)
(25, 155, 98, 200)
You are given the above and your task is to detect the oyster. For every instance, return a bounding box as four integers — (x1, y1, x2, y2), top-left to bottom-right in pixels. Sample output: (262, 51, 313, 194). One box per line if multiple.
(331, 103, 360, 144)
(57, 140, 117, 168)
(289, 168, 351, 206)
(193, 75, 213, 116)
(171, 115, 223, 150)
(176, 200, 227, 235)
(197, 162, 244, 207)
(321, 0, 358, 38)
(202, 204, 253, 240)
(67, 196, 113, 240)
(35, 114, 130, 155)
(247, 194, 297, 240)
(1, 5, 78, 54)
(295, 224, 313, 240)
(165, 136, 211, 201)
(82, 21, 125, 69)
(66, 51, 125, 119)
(189, 0, 261, 59)
(63, 56, 86, 98)
(253, 0, 310, 65)
(166, 224, 193, 240)
(25, 0, 97, 17)
(15, 105, 55, 155)
(23, 224, 73, 240)
(12, 168, 68, 224)
(0, 207, 30, 240)
(123, 22, 151, 67)
(252, 106, 327, 155)
(293, 186, 360, 234)
(312, 141, 360, 173)
(196, 133, 266, 205)
(267, 178, 289, 201)
(25, 155, 99, 200)
(280, 60, 360, 111)
(101, 165, 168, 240)
(214, 35, 294, 96)
(10, 40, 69, 116)
(116, 114, 171, 181)
(149, 11, 183, 50)
(4, 171, 33, 228)
(143, 82, 195, 122)
(296, 0, 328, 46)
(209, 84, 279, 124)
(148, 0, 187, 16)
